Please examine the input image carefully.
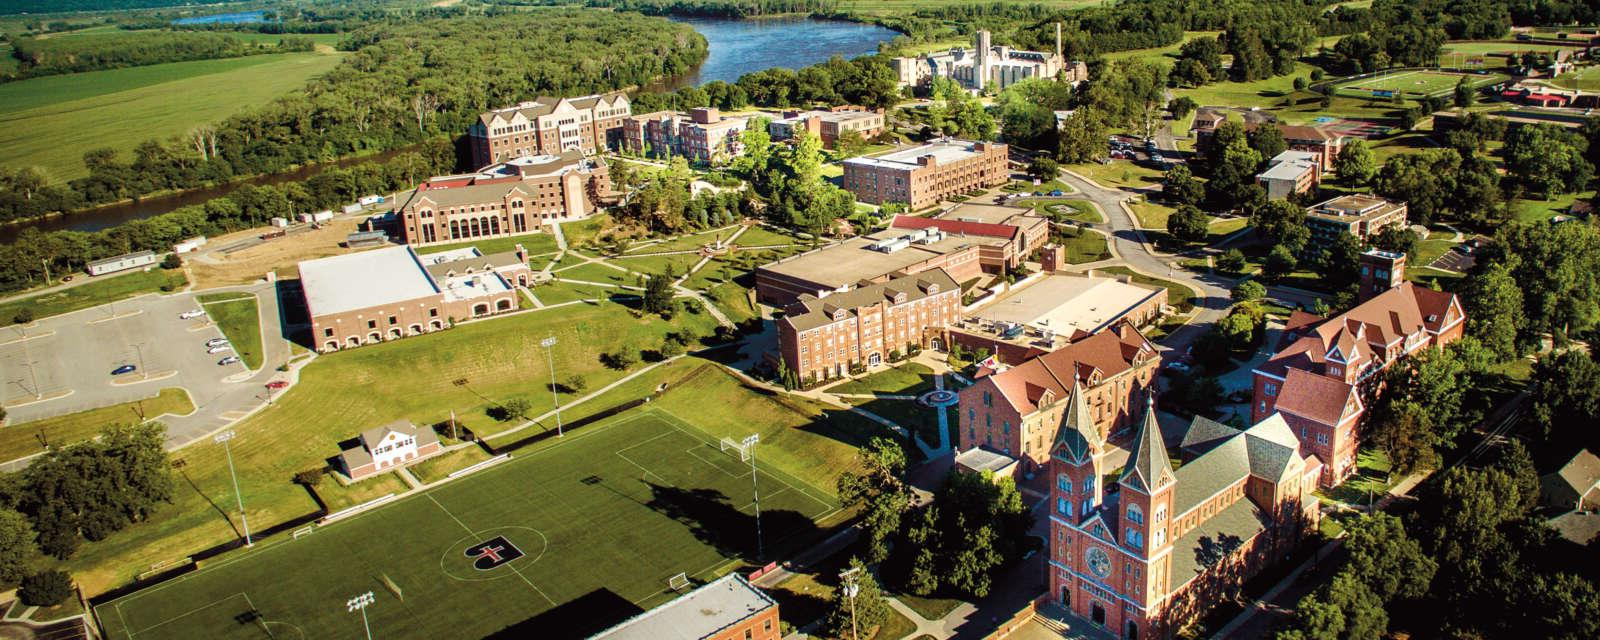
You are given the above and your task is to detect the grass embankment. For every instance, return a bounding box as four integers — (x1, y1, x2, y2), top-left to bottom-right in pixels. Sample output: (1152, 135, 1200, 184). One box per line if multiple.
(196, 292, 264, 369)
(828, 363, 937, 396)
(62, 300, 722, 595)
(0, 388, 192, 464)
(0, 269, 187, 323)
(0, 52, 344, 181)
(413, 233, 559, 257)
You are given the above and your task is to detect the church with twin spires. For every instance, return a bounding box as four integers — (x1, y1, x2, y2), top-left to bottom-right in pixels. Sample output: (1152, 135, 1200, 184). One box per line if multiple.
(1046, 384, 1322, 639)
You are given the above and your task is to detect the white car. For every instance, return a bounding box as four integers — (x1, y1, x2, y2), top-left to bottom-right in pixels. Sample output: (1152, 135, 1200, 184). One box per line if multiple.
(205, 338, 229, 348)
(207, 345, 233, 354)
(218, 356, 241, 366)
(179, 309, 205, 320)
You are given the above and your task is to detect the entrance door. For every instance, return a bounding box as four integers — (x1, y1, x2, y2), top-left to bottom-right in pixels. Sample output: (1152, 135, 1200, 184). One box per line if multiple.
(1091, 603, 1105, 626)
(1125, 620, 1139, 640)
(931, 338, 944, 352)
(1060, 585, 1071, 606)
(868, 352, 882, 366)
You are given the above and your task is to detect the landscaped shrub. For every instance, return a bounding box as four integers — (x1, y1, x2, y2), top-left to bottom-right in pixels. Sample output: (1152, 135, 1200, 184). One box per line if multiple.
(19, 570, 72, 607)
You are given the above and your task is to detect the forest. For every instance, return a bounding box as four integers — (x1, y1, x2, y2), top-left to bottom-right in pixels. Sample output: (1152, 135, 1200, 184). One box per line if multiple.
(4, 31, 315, 81)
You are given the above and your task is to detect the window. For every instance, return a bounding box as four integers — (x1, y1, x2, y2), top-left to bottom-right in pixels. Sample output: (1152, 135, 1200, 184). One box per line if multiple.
(1058, 474, 1072, 493)
(324, 328, 333, 337)
(367, 320, 377, 329)
(388, 315, 398, 326)
(983, 391, 992, 407)
(1127, 504, 1143, 524)
(1081, 498, 1092, 515)
(1057, 497, 1069, 516)
(1084, 477, 1095, 495)
(1153, 505, 1167, 523)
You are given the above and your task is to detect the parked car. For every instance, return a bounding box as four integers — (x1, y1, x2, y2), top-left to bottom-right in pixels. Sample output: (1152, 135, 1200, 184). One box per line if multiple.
(179, 309, 205, 320)
(1168, 362, 1192, 373)
(61, 275, 73, 282)
(111, 364, 137, 375)
(1049, 190, 1065, 197)
(218, 356, 241, 366)
(266, 380, 289, 390)
(207, 345, 232, 354)
(205, 338, 229, 348)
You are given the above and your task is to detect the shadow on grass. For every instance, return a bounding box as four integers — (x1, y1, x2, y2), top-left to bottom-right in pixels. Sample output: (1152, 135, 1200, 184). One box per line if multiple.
(486, 588, 641, 640)
(644, 482, 820, 562)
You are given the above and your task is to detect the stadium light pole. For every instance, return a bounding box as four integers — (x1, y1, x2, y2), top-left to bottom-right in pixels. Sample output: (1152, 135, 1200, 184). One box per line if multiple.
(347, 591, 375, 640)
(541, 336, 563, 437)
(743, 433, 763, 561)
(214, 430, 252, 547)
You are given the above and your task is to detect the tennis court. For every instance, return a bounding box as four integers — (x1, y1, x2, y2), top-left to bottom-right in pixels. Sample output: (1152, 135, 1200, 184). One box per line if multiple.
(96, 409, 838, 639)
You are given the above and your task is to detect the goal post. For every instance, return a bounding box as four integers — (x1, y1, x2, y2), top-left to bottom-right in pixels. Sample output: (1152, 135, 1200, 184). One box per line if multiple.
(668, 572, 690, 592)
(381, 573, 404, 601)
(720, 437, 750, 462)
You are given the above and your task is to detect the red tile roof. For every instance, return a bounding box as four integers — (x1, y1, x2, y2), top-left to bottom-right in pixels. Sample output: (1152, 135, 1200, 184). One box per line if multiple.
(1261, 282, 1460, 379)
(891, 215, 1020, 241)
(1274, 369, 1357, 427)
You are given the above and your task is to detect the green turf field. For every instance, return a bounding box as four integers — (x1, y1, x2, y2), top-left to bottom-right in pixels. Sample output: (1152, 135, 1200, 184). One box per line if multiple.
(197, 293, 264, 370)
(1332, 69, 1496, 98)
(0, 52, 344, 182)
(96, 409, 838, 640)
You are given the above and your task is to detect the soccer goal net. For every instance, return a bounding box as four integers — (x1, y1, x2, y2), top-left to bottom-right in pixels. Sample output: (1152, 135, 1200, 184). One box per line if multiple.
(668, 572, 690, 592)
(719, 437, 750, 462)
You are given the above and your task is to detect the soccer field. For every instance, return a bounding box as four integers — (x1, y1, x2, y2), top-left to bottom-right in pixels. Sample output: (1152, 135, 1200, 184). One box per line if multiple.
(95, 410, 839, 640)
(1335, 70, 1497, 98)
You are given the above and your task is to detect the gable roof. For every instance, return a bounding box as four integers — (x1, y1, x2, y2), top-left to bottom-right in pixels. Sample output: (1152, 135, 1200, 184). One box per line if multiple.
(1259, 281, 1460, 380)
(361, 419, 422, 449)
(478, 91, 628, 127)
(1274, 368, 1358, 427)
(1169, 498, 1271, 586)
(1179, 416, 1241, 457)
(1554, 449, 1600, 496)
(1120, 397, 1174, 494)
(1172, 414, 1306, 516)
(981, 321, 1156, 415)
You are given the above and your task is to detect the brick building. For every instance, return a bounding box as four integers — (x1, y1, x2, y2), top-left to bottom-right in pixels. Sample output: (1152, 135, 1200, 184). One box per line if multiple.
(842, 139, 1009, 210)
(1251, 250, 1464, 485)
(1191, 113, 1345, 172)
(1303, 194, 1408, 256)
(468, 92, 630, 167)
(1255, 150, 1321, 199)
(591, 574, 780, 640)
(754, 203, 1046, 306)
(300, 245, 533, 353)
(337, 419, 443, 481)
(767, 108, 885, 149)
(776, 269, 960, 384)
(957, 321, 1159, 471)
(1046, 401, 1322, 639)
(390, 152, 609, 247)
(623, 107, 750, 164)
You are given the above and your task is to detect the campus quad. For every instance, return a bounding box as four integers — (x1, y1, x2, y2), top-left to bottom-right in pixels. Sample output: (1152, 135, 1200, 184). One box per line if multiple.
(96, 411, 837, 640)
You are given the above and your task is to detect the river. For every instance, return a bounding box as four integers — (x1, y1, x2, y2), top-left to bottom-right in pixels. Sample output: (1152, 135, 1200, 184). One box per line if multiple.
(665, 16, 899, 86)
(0, 16, 897, 243)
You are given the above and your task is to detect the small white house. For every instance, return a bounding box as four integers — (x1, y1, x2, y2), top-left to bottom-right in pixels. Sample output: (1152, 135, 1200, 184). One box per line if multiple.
(173, 236, 208, 254)
(270, 217, 289, 228)
(359, 194, 385, 206)
(312, 210, 334, 223)
(338, 420, 442, 481)
(342, 203, 363, 215)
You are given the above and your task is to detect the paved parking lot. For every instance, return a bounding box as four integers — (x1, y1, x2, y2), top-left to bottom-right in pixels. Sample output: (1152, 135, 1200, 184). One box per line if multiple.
(1, 281, 290, 454)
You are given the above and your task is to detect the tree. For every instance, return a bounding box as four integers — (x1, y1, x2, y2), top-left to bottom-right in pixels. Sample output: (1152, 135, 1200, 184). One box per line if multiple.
(18, 422, 171, 559)
(18, 570, 72, 607)
(1503, 123, 1593, 199)
(1528, 349, 1600, 451)
(1054, 108, 1108, 164)
(1334, 138, 1377, 186)
(12, 308, 32, 325)
(500, 398, 531, 422)
(1231, 280, 1266, 302)
(1249, 199, 1310, 254)
(160, 253, 181, 269)
(1026, 157, 1059, 183)
(825, 558, 888, 640)
(1453, 78, 1477, 109)
(1166, 204, 1209, 243)
(642, 271, 675, 315)
(1167, 96, 1198, 121)
(836, 438, 912, 563)
(1344, 513, 1436, 602)
(1495, 220, 1600, 344)
(1217, 248, 1247, 274)
(1248, 125, 1288, 164)
(1460, 262, 1525, 360)
(1206, 127, 1264, 209)
(0, 509, 37, 584)
(1163, 164, 1204, 206)
(834, 129, 868, 159)
(1315, 232, 1364, 289)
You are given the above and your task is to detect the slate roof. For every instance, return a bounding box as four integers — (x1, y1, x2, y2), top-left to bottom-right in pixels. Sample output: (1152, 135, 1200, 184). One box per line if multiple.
(1179, 416, 1240, 457)
(1169, 498, 1271, 586)
(1171, 414, 1305, 516)
(1120, 398, 1175, 494)
(1053, 380, 1103, 463)
(1258, 281, 1461, 380)
(779, 269, 959, 332)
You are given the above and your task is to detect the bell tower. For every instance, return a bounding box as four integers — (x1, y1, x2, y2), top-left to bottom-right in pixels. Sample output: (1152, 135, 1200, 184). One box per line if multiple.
(1117, 395, 1177, 633)
(1047, 380, 1104, 610)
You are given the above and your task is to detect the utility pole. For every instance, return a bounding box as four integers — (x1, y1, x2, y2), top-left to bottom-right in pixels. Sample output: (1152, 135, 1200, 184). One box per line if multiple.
(215, 430, 252, 546)
(840, 566, 862, 640)
(541, 336, 563, 436)
(347, 591, 375, 640)
(133, 343, 148, 380)
(744, 433, 763, 560)
(40, 259, 50, 286)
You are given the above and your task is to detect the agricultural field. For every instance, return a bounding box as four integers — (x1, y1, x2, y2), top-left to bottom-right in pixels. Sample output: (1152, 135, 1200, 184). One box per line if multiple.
(96, 409, 840, 640)
(0, 51, 344, 181)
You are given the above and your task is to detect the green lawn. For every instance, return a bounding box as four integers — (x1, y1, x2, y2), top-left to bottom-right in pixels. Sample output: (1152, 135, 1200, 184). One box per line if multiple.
(0, 268, 187, 323)
(560, 215, 614, 250)
(0, 388, 192, 464)
(1015, 198, 1104, 224)
(62, 300, 720, 595)
(1410, 237, 1458, 269)
(414, 233, 559, 257)
(1067, 161, 1164, 191)
(1331, 69, 1505, 99)
(96, 409, 840, 640)
(0, 51, 345, 182)
(734, 225, 807, 248)
(1208, 217, 1249, 244)
(624, 227, 733, 255)
(1061, 230, 1112, 264)
(197, 293, 264, 369)
(530, 280, 621, 306)
(1552, 64, 1600, 90)
(554, 262, 637, 287)
(1317, 449, 1396, 507)
(608, 252, 705, 277)
(827, 363, 937, 396)
(1130, 201, 1174, 230)
(1511, 191, 1589, 223)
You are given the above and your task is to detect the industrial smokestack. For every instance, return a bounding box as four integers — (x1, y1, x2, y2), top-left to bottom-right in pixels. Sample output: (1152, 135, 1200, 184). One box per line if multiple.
(1055, 22, 1063, 60)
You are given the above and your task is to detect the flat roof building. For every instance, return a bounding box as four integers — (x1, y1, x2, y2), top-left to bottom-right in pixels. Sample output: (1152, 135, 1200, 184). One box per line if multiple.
(842, 139, 1009, 210)
(590, 574, 779, 640)
(1303, 194, 1409, 254)
(1256, 150, 1321, 200)
(970, 273, 1168, 343)
(299, 245, 533, 353)
(767, 108, 885, 150)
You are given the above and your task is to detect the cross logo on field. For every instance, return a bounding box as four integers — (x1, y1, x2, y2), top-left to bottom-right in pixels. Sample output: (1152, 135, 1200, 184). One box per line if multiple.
(466, 535, 524, 571)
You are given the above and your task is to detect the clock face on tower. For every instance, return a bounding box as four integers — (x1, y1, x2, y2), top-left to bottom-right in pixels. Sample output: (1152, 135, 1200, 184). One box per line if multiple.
(1087, 546, 1111, 579)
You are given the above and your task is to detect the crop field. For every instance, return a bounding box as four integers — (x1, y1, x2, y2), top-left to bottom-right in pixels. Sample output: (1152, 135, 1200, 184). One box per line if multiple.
(96, 410, 839, 640)
(0, 51, 343, 181)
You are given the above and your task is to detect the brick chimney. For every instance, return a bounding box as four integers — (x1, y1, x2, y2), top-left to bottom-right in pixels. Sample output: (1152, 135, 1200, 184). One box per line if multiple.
(690, 107, 719, 124)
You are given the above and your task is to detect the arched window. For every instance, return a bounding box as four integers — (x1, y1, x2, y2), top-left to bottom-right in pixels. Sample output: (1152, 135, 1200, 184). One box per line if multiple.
(1057, 474, 1072, 493)
(1127, 504, 1143, 525)
(1056, 497, 1069, 516)
(1153, 505, 1167, 523)
(1081, 498, 1092, 515)
(1125, 529, 1142, 548)
(489, 216, 500, 235)
(449, 220, 461, 240)
(1154, 529, 1166, 547)
(1083, 476, 1095, 495)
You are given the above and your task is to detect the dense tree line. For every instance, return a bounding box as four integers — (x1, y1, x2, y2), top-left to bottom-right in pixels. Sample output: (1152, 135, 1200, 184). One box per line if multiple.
(0, 11, 706, 225)
(0, 141, 454, 293)
(507, 0, 842, 18)
(0, 423, 172, 560)
(4, 30, 312, 82)
(633, 53, 901, 114)
(0, 0, 231, 14)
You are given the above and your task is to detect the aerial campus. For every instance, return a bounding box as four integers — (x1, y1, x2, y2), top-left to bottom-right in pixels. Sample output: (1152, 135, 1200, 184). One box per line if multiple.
(0, 2, 1599, 640)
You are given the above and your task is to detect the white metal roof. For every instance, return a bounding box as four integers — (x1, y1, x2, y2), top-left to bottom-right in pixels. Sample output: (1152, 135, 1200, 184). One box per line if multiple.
(298, 246, 440, 318)
(589, 574, 774, 640)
